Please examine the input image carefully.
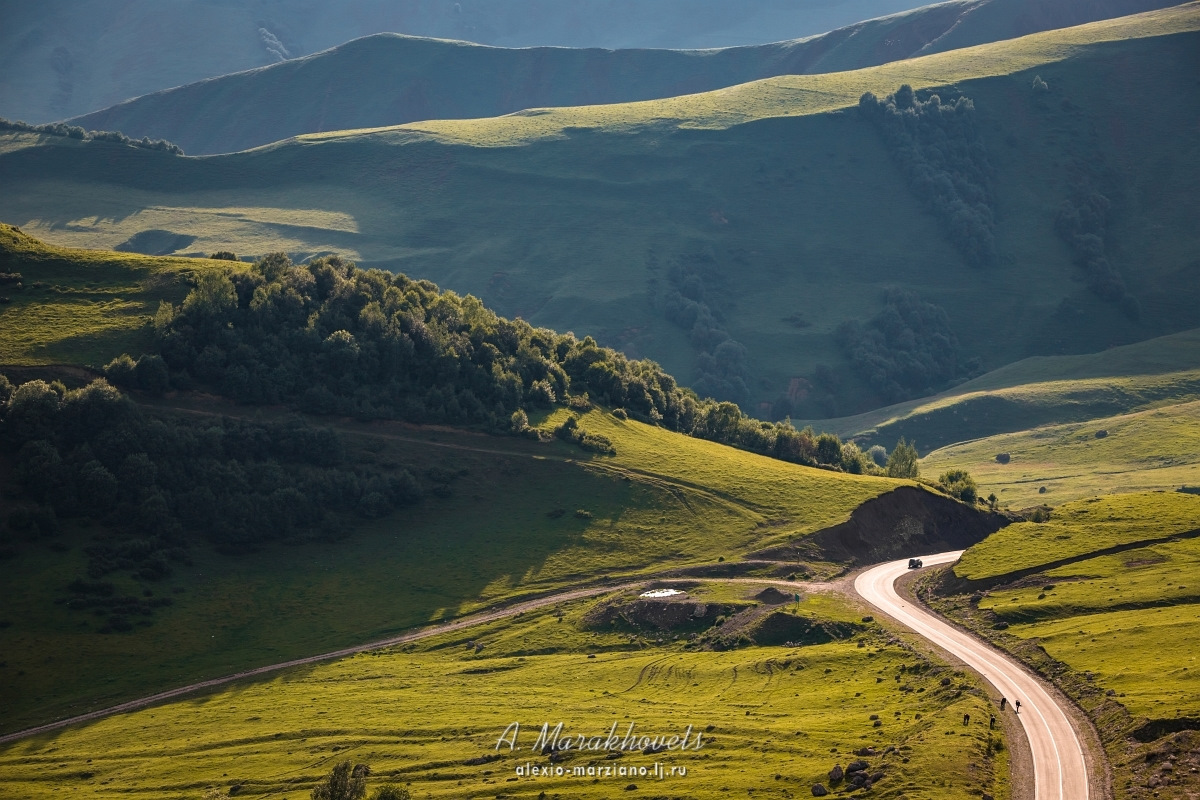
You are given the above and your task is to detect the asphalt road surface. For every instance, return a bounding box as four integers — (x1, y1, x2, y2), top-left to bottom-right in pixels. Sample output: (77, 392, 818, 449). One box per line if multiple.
(854, 552, 1092, 800)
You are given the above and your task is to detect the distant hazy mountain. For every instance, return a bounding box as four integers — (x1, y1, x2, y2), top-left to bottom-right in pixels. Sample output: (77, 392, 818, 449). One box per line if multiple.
(63, 0, 1178, 155)
(1, 0, 932, 123)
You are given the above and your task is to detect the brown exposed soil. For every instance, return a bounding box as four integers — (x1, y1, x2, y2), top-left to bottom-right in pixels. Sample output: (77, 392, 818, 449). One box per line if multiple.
(752, 486, 1010, 566)
(580, 596, 746, 633)
(754, 586, 792, 605)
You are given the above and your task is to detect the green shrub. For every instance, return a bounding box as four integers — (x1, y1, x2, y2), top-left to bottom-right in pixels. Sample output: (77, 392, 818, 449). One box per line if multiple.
(311, 761, 370, 800)
(937, 469, 978, 503)
(369, 786, 411, 800)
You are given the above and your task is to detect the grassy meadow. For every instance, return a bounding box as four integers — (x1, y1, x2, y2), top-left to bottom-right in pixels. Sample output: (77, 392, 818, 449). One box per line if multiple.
(953, 492, 1200, 581)
(0, 587, 1009, 800)
(933, 491, 1200, 796)
(0, 223, 247, 367)
(920, 399, 1200, 507)
(3, 7, 1199, 415)
(0, 391, 903, 734)
(823, 328, 1200, 450)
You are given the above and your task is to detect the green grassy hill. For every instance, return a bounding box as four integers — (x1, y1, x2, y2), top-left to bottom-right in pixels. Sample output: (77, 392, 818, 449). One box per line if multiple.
(4, 5, 1198, 419)
(921, 399, 1200, 506)
(64, 0, 1175, 155)
(0, 231, 1007, 736)
(819, 327, 1200, 449)
(0, 0, 935, 124)
(0, 585, 1008, 800)
(931, 491, 1200, 796)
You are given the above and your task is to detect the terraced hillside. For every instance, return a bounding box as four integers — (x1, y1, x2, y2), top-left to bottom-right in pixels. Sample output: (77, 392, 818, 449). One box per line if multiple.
(4, 6, 1198, 418)
(64, 0, 1176, 155)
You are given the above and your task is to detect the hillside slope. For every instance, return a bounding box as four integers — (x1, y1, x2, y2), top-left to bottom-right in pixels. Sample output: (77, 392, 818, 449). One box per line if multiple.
(0, 230, 997, 731)
(65, 0, 1177, 154)
(0, 0, 931, 124)
(934, 491, 1200, 796)
(3, 6, 1199, 418)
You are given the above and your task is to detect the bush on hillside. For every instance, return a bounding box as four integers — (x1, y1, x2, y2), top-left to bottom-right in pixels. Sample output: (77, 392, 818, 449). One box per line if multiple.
(859, 86, 995, 268)
(651, 254, 750, 406)
(311, 761, 370, 800)
(1054, 185, 1137, 316)
(837, 289, 976, 403)
(937, 468, 977, 503)
(0, 116, 183, 154)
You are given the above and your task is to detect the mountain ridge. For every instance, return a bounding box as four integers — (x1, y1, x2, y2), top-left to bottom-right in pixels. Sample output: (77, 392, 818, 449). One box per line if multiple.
(64, 0, 1179, 154)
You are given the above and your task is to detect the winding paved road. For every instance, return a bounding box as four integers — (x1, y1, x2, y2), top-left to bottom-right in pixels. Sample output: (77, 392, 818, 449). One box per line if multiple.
(855, 552, 1092, 800)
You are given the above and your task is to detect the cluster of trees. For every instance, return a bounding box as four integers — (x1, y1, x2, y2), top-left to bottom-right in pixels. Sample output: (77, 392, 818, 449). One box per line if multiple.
(1054, 185, 1138, 317)
(0, 374, 436, 583)
(310, 761, 409, 800)
(837, 289, 977, 403)
(936, 468, 977, 503)
(145, 253, 866, 471)
(859, 85, 995, 268)
(0, 116, 184, 154)
(651, 253, 750, 405)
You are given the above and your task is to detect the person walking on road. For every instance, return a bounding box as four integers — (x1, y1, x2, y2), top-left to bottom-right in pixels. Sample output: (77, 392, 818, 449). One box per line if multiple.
(1015, 700, 1022, 713)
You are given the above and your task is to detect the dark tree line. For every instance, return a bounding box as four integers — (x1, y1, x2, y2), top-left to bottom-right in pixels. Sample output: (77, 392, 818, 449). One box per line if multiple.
(837, 289, 978, 403)
(0, 375, 436, 606)
(859, 85, 996, 268)
(0, 116, 184, 155)
(142, 252, 860, 471)
(650, 252, 750, 406)
(1054, 184, 1138, 317)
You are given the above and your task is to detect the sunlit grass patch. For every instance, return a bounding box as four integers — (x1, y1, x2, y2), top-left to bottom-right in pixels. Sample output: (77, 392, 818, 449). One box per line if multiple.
(955, 492, 1200, 581)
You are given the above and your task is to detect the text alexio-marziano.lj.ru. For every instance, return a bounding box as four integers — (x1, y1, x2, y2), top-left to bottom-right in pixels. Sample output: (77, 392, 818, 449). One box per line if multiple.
(496, 721, 703, 780)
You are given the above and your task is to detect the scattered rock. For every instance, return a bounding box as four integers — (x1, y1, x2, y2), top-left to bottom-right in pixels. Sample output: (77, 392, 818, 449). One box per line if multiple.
(846, 760, 869, 774)
(811, 784, 829, 797)
(855, 747, 876, 756)
(828, 765, 844, 784)
(996, 453, 1011, 464)
(1095, 430, 1108, 439)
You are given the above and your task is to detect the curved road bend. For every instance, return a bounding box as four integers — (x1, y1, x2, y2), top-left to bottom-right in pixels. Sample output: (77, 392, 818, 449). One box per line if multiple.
(855, 552, 1091, 800)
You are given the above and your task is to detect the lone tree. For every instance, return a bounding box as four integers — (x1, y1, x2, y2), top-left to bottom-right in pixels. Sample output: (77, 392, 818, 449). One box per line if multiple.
(312, 761, 370, 800)
(886, 437, 920, 479)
